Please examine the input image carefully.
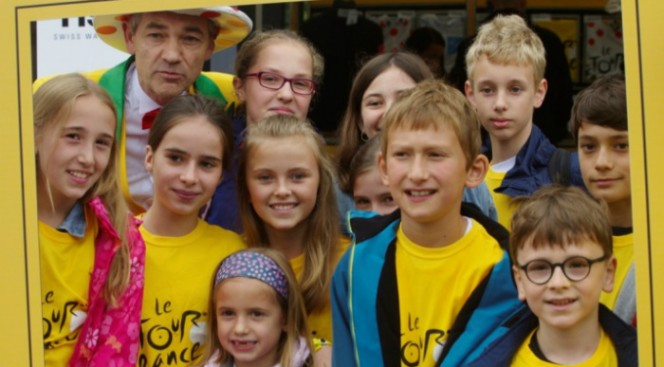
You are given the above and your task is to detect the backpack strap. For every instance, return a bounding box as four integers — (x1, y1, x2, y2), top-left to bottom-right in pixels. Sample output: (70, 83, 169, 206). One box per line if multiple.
(548, 148, 572, 186)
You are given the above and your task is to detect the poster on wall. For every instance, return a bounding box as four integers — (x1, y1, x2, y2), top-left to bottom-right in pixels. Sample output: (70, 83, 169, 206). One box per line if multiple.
(532, 14, 579, 83)
(418, 12, 466, 74)
(36, 17, 128, 78)
(365, 10, 467, 75)
(582, 14, 624, 83)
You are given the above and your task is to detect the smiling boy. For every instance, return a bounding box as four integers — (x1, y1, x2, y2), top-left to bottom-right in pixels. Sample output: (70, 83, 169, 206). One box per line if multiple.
(468, 185, 637, 366)
(570, 74, 635, 326)
(331, 79, 523, 367)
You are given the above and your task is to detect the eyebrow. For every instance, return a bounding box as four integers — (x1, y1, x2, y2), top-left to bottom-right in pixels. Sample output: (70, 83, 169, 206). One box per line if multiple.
(578, 132, 629, 140)
(362, 93, 384, 100)
(260, 69, 313, 79)
(63, 126, 114, 140)
(144, 22, 205, 37)
(182, 25, 206, 36)
(163, 147, 222, 162)
(144, 21, 168, 31)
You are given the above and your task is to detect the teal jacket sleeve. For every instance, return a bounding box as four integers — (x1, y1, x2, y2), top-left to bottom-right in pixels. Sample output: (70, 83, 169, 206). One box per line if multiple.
(331, 248, 358, 367)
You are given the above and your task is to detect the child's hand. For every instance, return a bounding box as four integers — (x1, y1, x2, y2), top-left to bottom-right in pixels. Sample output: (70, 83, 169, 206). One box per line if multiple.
(314, 345, 332, 367)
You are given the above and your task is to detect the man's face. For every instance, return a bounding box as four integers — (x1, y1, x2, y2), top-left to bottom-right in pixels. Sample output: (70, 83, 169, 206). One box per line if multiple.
(124, 12, 214, 105)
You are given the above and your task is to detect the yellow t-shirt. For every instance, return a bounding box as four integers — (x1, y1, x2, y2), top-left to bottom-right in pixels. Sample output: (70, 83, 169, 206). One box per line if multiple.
(601, 233, 634, 310)
(289, 237, 350, 342)
(39, 214, 97, 367)
(396, 219, 503, 366)
(485, 168, 514, 230)
(511, 329, 618, 366)
(139, 219, 245, 366)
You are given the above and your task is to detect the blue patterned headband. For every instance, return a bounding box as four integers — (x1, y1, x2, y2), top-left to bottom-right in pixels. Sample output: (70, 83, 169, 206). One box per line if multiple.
(215, 251, 289, 299)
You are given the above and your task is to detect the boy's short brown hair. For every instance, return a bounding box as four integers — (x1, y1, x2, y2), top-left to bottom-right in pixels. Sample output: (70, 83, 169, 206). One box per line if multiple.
(466, 14, 546, 86)
(570, 74, 627, 139)
(381, 79, 482, 169)
(510, 185, 613, 262)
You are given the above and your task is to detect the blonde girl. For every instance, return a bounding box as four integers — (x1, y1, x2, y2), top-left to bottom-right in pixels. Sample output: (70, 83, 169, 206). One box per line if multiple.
(34, 73, 145, 366)
(138, 95, 245, 366)
(201, 248, 313, 367)
(238, 115, 346, 347)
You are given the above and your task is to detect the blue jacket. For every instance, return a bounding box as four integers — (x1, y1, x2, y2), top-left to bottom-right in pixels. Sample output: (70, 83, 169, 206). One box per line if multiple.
(205, 113, 246, 233)
(467, 304, 638, 366)
(331, 203, 525, 367)
(486, 125, 585, 197)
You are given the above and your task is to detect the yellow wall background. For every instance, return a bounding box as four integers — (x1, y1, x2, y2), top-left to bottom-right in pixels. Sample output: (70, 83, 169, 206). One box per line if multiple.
(0, 0, 660, 365)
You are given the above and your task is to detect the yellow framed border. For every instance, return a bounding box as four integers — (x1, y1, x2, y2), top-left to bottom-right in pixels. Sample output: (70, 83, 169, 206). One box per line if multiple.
(622, 0, 664, 364)
(1, 0, 297, 365)
(0, 0, 660, 365)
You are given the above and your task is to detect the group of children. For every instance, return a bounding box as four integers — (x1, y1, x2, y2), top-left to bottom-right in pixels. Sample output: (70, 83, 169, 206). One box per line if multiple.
(35, 13, 636, 367)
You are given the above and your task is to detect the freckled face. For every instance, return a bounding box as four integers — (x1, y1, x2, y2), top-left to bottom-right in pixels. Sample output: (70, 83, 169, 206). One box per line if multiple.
(379, 125, 469, 226)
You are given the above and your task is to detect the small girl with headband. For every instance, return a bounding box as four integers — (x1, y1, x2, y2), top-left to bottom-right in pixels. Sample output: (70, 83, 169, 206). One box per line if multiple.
(200, 248, 313, 367)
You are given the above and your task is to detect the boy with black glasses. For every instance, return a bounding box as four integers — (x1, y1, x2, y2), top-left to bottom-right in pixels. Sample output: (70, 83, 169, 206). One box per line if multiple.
(469, 185, 637, 366)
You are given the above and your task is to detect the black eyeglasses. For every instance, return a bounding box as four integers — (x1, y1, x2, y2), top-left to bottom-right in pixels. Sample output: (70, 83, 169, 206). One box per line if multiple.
(518, 255, 609, 285)
(244, 72, 318, 95)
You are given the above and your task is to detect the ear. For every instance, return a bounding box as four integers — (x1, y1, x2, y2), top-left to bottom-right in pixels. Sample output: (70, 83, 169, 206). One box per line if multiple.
(145, 145, 154, 173)
(122, 21, 136, 55)
(464, 80, 475, 104)
(602, 255, 617, 293)
(513, 265, 528, 302)
(533, 78, 548, 109)
(377, 151, 390, 186)
(204, 41, 214, 61)
(464, 154, 489, 188)
(233, 76, 246, 103)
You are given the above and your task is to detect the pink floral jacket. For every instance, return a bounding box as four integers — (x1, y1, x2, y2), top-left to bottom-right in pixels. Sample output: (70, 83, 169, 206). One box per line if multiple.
(68, 197, 145, 367)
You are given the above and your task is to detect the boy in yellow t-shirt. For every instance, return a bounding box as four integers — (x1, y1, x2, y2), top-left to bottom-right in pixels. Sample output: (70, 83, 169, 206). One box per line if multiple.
(464, 14, 584, 230)
(570, 74, 636, 326)
(331, 79, 524, 367)
(469, 186, 637, 366)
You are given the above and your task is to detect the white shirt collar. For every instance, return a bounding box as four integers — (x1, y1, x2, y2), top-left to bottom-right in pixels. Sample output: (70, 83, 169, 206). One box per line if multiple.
(126, 63, 161, 116)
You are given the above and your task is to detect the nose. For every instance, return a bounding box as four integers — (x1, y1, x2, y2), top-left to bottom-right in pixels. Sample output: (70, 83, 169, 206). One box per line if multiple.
(494, 90, 507, 111)
(277, 82, 294, 101)
(77, 142, 94, 166)
(408, 155, 429, 182)
(161, 38, 181, 63)
(233, 315, 249, 335)
(369, 201, 379, 214)
(594, 147, 613, 171)
(275, 177, 291, 197)
(179, 162, 197, 185)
